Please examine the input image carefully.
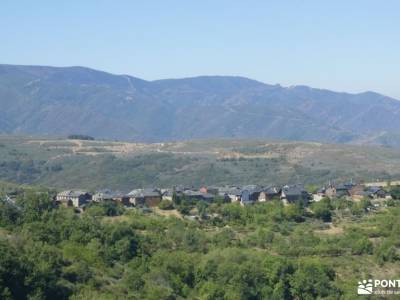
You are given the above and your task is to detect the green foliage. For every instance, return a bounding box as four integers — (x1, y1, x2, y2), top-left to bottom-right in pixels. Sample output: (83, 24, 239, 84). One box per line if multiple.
(1, 185, 400, 299)
(290, 259, 340, 299)
(2, 136, 400, 191)
(390, 185, 400, 199)
(283, 203, 305, 222)
(312, 198, 333, 222)
(0, 201, 21, 227)
(175, 194, 192, 215)
(340, 229, 373, 255)
(305, 184, 319, 194)
(374, 240, 399, 265)
(85, 201, 125, 217)
(212, 228, 236, 248)
(158, 199, 174, 210)
(0, 239, 71, 300)
(16, 191, 54, 223)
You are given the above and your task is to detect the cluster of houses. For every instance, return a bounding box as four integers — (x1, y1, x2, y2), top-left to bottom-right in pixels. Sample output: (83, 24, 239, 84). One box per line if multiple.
(55, 181, 391, 209)
(313, 183, 389, 201)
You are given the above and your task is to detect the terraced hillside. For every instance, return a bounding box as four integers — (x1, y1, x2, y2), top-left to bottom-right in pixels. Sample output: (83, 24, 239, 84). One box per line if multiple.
(0, 135, 399, 190)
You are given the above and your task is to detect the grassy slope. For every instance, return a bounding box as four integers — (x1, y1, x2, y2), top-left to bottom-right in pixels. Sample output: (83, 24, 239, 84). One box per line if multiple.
(1, 135, 400, 190)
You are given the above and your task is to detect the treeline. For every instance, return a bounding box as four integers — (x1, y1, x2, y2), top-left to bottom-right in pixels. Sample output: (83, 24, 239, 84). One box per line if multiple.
(1, 188, 400, 299)
(67, 134, 95, 141)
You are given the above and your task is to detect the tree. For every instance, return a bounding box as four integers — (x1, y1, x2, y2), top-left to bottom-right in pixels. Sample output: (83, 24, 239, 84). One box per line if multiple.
(375, 240, 398, 265)
(360, 198, 372, 212)
(390, 186, 400, 200)
(172, 191, 180, 205)
(198, 281, 225, 300)
(213, 228, 236, 248)
(103, 223, 138, 263)
(16, 192, 54, 223)
(67, 134, 95, 141)
(0, 241, 27, 300)
(196, 201, 208, 219)
(290, 259, 339, 299)
(143, 251, 196, 299)
(86, 201, 125, 217)
(312, 198, 332, 222)
(0, 201, 21, 227)
(341, 230, 373, 255)
(255, 228, 274, 248)
(305, 184, 319, 194)
(0, 240, 71, 300)
(283, 204, 305, 222)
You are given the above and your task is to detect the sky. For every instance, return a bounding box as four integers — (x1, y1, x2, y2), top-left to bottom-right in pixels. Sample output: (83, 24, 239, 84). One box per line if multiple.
(1, 0, 400, 98)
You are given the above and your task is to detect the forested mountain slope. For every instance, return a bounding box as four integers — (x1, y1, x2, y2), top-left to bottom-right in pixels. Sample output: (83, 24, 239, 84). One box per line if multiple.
(1, 64, 400, 145)
(1, 136, 399, 190)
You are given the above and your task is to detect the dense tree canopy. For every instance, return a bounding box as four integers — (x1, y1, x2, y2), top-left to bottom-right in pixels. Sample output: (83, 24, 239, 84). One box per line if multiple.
(1, 187, 400, 299)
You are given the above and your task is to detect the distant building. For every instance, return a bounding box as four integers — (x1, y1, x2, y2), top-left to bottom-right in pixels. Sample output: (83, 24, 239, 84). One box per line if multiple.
(92, 190, 131, 206)
(335, 183, 355, 198)
(325, 186, 337, 198)
(183, 190, 215, 202)
(113, 194, 131, 206)
(312, 187, 327, 202)
(174, 185, 193, 193)
(199, 186, 220, 195)
(313, 184, 338, 199)
(218, 186, 242, 202)
(281, 185, 310, 205)
(56, 190, 91, 207)
(92, 189, 115, 202)
(240, 187, 261, 206)
(128, 188, 162, 207)
(258, 187, 281, 202)
(349, 185, 367, 201)
(365, 186, 387, 199)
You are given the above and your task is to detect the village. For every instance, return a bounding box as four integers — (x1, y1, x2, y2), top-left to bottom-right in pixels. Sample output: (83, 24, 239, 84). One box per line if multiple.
(54, 180, 394, 210)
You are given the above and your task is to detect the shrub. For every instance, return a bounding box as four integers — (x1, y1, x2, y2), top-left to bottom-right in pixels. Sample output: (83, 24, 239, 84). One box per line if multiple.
(312, 198, 332, 222)
(159, 200, 174, 210)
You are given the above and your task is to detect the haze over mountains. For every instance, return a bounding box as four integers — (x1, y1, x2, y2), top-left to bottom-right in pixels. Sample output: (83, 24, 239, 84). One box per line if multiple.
(1, 64, 400, 146)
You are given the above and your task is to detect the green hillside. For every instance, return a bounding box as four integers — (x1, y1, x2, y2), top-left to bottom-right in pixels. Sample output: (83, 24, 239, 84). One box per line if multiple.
(1, 183, 400, 299)
(1, 135, 399, 190)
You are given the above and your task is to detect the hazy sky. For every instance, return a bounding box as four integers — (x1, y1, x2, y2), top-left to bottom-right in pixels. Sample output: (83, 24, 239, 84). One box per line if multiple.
(1, 0, 400, 98)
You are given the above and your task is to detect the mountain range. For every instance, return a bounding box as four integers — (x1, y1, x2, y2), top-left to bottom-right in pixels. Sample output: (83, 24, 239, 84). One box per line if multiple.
(1, 64, 400, 146)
